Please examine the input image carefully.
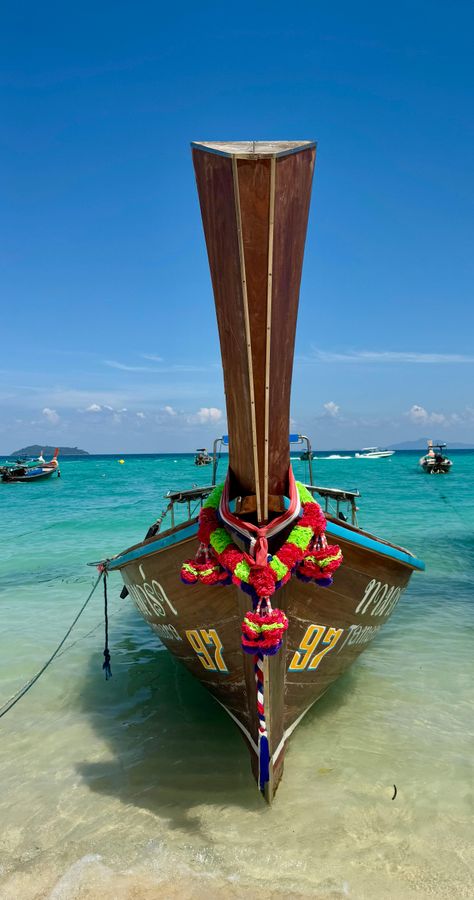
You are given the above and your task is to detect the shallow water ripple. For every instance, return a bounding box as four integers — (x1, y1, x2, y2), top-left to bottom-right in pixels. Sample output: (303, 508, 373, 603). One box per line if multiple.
(0, 452, 473, 898)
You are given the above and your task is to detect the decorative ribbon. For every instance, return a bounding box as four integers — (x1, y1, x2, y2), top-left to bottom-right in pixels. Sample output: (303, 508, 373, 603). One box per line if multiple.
(218, 467, 301, 564)
(180, 470, 343, 659)
(255, 653, 270, 791)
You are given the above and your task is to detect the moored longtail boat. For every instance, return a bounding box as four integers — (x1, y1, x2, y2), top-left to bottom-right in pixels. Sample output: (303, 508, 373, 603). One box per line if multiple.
(1, 448, 60, 483)
(103, 142, 424, 801)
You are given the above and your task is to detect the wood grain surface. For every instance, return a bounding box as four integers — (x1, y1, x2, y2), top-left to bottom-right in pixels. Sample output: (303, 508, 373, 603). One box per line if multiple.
(192, 145, 315, 521)
(117, 520, 417, 799)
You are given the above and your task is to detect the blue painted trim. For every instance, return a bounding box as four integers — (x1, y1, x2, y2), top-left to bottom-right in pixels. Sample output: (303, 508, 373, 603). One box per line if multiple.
(107, 518, 424, 572)
(325, 521, 425, 571)
(106, 522, 199, 570)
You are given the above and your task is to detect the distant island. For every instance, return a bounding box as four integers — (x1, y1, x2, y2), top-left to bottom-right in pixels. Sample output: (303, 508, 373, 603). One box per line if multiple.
(8, 445, 90, 457)
(388, 438, 474, 450)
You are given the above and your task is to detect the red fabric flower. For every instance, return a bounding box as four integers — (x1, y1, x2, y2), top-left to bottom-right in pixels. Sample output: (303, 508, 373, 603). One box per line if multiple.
(310, 545, 341, 563)
(220, 546, 243, 570)
(198, 507, 219, 544)
(249, 565, 277, 598)
(299, 503, 326, 531)
(180, 560, 199, 583)
(199, 563, 227, 585)
(297, 559, 319, 578)
(320, 558, 342, 575)
(276, 542, 304, 569)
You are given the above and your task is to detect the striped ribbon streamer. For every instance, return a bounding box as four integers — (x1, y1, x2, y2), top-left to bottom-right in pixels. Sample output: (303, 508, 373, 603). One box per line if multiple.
(255, 653, 270, 791)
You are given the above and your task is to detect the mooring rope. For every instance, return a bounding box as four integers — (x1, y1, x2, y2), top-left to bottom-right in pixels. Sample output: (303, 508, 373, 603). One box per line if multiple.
(102, 570, 112, 680)
(417, 468, 466, 527)
(0, 570, 105, 720)
(55, 597, 128, 661)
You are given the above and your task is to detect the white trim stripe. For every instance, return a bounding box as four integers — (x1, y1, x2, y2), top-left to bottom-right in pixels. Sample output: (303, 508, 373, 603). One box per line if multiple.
(232, 156, 262, 522)
(263, 156, 276, 521)
(214, 698, 258, 754)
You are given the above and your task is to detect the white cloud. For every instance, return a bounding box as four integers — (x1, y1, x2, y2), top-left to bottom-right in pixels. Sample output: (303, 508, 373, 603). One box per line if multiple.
(142, 354, 163, 362)
(42, 407, 60, 425)
(86, 403, 102, 413)
(323, 401, 340, 418)
(104, 359, 213, 374)
(136, 411, 146, 419)
(408, 404, 446, 424)
(306, 349, 474, 365)
(104, 359, 162, 373)
(163, 405, 177, 416)
(195, 407, 223, 424)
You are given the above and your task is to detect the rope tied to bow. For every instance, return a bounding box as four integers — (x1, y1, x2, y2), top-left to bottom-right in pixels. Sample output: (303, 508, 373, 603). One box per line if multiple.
(98, 564, 112, 680)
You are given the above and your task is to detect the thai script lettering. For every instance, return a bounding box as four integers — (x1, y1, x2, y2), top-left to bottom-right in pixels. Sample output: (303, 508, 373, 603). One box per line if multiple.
(150, 622, 182, 642)
(337, 623, 381, 652)
(355, 579, 404, 618)
(126, 578, 178, 620)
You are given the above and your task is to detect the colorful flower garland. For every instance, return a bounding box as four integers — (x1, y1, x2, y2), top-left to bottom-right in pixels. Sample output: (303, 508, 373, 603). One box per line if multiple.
(181, 479, 342, 655)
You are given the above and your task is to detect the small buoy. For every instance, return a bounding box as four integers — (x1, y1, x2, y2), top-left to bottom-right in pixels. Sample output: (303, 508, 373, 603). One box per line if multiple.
(119, 459, 125, 464)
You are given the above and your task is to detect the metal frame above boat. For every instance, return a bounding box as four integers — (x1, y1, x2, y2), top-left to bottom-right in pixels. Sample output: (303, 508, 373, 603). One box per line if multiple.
(211, 432, 314, 489)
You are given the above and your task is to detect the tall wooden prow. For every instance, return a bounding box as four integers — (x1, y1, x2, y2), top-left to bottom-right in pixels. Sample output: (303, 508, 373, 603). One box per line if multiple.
(192, 141, 316, 523)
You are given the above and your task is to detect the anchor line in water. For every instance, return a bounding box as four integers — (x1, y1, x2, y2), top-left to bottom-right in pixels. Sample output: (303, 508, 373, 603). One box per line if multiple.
(0, 571, 105, 720)
(55, 598, 128, 661)
(419, 470, 466, 528)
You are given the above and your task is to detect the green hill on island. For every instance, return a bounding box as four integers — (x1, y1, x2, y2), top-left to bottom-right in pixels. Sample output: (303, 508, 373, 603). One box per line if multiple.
(9, 445, 89, 457)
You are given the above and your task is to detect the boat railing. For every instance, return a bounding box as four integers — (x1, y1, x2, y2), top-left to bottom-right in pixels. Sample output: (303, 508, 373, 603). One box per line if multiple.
(165, 485, 215, 528)
(163, 482, 360, 530)
(302, 484, 360, 527)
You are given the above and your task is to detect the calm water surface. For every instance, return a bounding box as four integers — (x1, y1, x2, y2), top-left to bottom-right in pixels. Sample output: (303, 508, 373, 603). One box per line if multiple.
(0, 452, 473, 899)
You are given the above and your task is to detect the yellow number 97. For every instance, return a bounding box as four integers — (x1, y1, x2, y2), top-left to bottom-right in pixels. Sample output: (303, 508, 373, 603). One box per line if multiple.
(289, 624, 343, 672)
(186, 628, 228, 673)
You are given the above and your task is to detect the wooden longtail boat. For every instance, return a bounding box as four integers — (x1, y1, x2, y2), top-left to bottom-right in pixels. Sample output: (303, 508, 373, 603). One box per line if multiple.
(1, 467, 56, 483)
(103, 141, 424, 801)
(420, 440, 452, 473)
(1, 448, 60, 483)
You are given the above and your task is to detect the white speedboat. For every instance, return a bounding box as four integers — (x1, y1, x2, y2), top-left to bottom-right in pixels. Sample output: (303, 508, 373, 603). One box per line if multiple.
(355, 447, 395, 459)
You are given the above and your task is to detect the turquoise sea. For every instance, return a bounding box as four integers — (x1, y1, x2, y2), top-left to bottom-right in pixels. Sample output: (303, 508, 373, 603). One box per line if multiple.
(0, 452, 473, 899)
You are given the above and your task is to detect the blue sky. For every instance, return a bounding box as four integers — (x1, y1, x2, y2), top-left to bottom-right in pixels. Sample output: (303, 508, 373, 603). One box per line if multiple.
(1, 1, 473, 452)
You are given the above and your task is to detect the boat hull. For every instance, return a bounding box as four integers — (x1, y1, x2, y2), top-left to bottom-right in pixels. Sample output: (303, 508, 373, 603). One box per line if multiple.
(420, 462, 452, 475)
(1, 466, 57, 482)
(355, 451, 394, 459)
(109, 519, 422, 801)
(420, 459, 452, 473)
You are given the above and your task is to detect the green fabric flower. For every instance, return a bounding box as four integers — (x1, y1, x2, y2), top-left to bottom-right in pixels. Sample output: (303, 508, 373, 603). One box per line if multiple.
(296, 481, 314, 505)
(210, 527, 232, 553)
(204, 482, 225, 509)
(270, 556, 288, 581)
(235, 559, 251, 582)
(287, 525, 313, 548)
